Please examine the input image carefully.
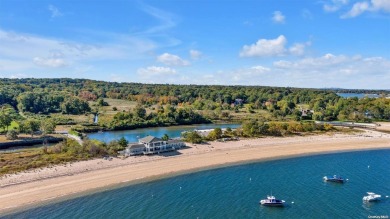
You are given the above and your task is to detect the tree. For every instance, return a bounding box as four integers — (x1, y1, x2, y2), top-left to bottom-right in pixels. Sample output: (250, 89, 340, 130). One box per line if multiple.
(182, 131, 203, 144)
(22, 119, 41, 137)
(118, 137, 128, 148)
(0, 107, 12, 132)
(242, 120, 260, 137)
(133, 104, 146, 119)
(41, 119, 56, 135)
(61, 97, 91, 114)
(97, 98, 109, 106)
(161, 134, 169, 141)
(207, 128, 222, 140)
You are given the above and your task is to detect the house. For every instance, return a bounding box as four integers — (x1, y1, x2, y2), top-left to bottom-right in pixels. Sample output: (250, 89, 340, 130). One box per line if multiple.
(233, 98, 244, 106)
(119, 135, 185, 156)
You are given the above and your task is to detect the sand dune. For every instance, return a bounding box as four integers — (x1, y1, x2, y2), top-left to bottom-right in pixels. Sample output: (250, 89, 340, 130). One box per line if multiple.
(1, 130, 389, 215)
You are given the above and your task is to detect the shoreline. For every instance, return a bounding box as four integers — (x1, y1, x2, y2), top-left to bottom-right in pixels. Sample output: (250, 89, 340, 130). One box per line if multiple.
(1, 130, 390, 215)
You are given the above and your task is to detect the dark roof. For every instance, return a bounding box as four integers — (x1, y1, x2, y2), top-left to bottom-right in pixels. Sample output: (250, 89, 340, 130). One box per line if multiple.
(167, 139, 184, 144)
(129, 144, 146, 150)
(139, 135, 162, 143)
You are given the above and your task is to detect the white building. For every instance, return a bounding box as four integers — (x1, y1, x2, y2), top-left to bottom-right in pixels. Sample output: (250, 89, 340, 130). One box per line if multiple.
(119, 135, 185, 156)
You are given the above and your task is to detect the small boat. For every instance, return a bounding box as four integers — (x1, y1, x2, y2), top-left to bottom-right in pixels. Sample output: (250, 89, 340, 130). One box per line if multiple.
(363, 192, 381, 202)
(323, 175, 345, 183)
(259, 195, 285, 207)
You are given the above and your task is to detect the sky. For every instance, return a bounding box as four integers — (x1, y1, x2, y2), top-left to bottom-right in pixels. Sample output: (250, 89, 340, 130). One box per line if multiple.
(0, 0, 389, 89)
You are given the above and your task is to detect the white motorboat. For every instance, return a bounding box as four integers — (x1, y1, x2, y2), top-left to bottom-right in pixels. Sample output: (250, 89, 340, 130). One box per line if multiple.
(323, 175, 345, 183)
(363, 192, 381, 202)
(259, 195, 285, 207)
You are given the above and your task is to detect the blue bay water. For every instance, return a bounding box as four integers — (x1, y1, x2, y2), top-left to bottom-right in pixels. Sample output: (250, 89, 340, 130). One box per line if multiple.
(87, 123, 241, 143)
(4, 149, 390, 219)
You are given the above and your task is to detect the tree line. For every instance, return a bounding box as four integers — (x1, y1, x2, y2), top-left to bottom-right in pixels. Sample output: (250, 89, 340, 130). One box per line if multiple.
(1, 78, 390, 124)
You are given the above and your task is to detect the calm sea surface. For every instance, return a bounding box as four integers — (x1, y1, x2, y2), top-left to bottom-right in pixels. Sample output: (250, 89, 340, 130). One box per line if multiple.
(4, 149, 390, 219)
(87, 123, 241, 143)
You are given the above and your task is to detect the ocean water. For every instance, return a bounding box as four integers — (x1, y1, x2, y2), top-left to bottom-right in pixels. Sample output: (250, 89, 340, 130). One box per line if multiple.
(87, 123, 241, 143)
(3, 149, 390, 219)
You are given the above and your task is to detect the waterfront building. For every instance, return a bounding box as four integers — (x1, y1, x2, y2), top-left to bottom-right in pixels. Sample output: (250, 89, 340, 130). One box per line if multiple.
(119, 135, 185, 156)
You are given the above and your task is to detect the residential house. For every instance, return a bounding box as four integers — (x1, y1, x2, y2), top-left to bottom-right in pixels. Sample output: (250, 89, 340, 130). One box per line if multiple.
(119, 135, 185, 156)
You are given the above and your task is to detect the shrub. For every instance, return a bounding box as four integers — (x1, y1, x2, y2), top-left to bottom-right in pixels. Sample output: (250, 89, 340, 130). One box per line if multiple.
(6, 130, 18, 140)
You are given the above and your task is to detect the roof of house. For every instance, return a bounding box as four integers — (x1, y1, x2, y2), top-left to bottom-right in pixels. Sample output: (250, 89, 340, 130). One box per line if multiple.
(139, 135, 162, 143)
(128, 144, 146, 150)
(167, 139, 184, 144)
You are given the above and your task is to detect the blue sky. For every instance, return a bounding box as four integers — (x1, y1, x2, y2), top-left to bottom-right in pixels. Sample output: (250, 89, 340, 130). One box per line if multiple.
(0, 0, 389, 89)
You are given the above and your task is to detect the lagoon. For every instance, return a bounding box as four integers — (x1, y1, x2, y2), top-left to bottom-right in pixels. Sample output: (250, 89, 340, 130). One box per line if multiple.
(337, 93, 380, 99)
(87, 123, 241, 143)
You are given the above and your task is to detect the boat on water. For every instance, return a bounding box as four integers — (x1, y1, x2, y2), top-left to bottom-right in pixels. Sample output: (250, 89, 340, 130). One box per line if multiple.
(323, 175, 345, 183)
(363, 192, 381, 202)
(259, 195, 285, 207)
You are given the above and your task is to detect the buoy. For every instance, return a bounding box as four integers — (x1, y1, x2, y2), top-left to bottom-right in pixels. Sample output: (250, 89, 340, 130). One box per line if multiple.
(386, 196, 389, 198)
(291, 201, 294, 204)
(180, 186, 182, 190)
(346, 179, 349, 181)
(250, 178, 252, 181)
(368, 165, 370, 168)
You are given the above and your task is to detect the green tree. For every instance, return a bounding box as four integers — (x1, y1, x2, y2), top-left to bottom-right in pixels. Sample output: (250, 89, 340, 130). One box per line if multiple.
(133, 104, 146, 119)
(207, 128, 222, 140)
(242, 120, 260, 137)
(161, 134, 169, 141)
(182, 131, 203, 144)
(118, 137, 128, 148)
(61, 97, 91, 114)
(23, 119, 41, 137)
(0, 108, 12, 131)
(41, 118, 56, 135)
(97, 98, 109, 106)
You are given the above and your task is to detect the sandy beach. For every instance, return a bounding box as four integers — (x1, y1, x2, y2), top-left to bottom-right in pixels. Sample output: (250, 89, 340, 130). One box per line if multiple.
(1, 129, 390, 215)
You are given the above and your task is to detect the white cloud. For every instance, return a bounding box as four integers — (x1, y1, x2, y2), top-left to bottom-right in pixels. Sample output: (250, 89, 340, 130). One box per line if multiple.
(340, 0, 390, 18)
(48, 5, 63, 18)
(189, 50, 202, 60)
(139, 4, 176, 34)
(323, 0, 349, 12)
(372, 0, 390, 11)
(289, 43, 306, 56)
(0, 29, 156, 74)
(240, 35, 310, 57)
(137, 66, 176, 77)
(270, 54, 390, 88)
(273, 53, 350, 68)
(33, 57, 67, 68)
(157, 53, 190, 66)
(10, 73, 28, 79)
(251, 65, 271, 72)
(240, 35, 287, 57)
(194, 54, 390, 88)
(272, 11, 285, 23)
(341, 1, 370, 18)
(126, 54, 390, 88)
